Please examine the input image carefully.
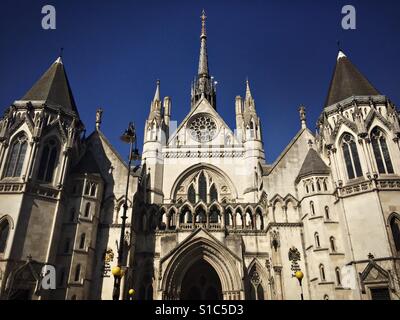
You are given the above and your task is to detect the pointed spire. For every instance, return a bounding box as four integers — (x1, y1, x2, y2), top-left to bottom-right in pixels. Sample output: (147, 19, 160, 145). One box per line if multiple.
(325, 49, 380, 108)
(191, 10, 216, 109)
(198, 9, 209, 76)
(153, 79, 160, 102)
(55, 48, 64, 64)
(336, 41, 346, 60)
(55, 56, 63, 64)
(245, 78, 252, 101)
(337, 50, 346, 60)
(244, 78, 255, 112)
(20, 56, 79, 116)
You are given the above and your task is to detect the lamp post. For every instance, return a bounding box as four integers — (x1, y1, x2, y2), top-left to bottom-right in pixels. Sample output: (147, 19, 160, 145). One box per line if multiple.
(112, 122, 139, 301)
(295, 271, 304, 300)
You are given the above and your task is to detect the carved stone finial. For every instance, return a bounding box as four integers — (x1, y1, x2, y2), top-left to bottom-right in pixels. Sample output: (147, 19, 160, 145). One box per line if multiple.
(299, 105, 307, 129)
(96, 108, 103, 130)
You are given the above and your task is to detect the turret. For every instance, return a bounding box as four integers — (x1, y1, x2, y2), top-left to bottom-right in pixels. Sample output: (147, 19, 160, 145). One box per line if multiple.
(142, 80, 167, 204)
(240, 79, 265, 202)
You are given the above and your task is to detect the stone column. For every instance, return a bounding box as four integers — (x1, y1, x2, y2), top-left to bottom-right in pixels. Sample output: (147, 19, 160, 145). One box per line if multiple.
(273, 266, 284, 300)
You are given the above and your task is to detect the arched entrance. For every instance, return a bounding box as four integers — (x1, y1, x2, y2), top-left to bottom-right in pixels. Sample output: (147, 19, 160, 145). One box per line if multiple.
(180, 260, 222, 300)
(160, 231, 244, 300)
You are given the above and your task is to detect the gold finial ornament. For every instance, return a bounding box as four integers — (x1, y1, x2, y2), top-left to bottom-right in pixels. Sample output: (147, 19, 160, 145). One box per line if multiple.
(128, 289, 135, 296)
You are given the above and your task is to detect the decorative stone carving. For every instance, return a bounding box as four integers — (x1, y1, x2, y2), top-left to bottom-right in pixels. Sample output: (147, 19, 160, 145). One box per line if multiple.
(250, 270, 261, 288)
(188, 114, 218, 142)
(270, 230, 280, 251)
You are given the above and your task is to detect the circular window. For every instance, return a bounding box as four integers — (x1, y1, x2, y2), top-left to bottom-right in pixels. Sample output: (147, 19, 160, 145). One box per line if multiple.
(188, 114, 218, 143)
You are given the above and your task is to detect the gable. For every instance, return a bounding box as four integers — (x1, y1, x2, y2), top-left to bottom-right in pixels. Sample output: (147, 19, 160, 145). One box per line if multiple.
(264, 128, 316, 196)
(360, 260, 390, 284)
(167, 97, 239, 147)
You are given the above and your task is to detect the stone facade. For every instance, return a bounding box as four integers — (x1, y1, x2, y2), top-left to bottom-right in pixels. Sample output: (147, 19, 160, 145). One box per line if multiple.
(0, 12, 399, 300)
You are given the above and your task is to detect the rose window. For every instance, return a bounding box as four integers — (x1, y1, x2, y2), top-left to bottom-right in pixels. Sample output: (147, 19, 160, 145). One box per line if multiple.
(188, 114, 217, 142)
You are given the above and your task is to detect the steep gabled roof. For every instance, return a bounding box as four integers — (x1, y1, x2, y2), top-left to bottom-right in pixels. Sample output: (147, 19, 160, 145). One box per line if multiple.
(71, 149, 102, 175)
(21, 57, 79, 115)
(296, 148, 330, 181)
(325, 50, 380, 108)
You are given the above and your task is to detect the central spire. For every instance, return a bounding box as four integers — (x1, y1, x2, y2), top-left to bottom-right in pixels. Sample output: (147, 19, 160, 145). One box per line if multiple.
(191, 10, 216, 109)
(198, 10, 209, 76)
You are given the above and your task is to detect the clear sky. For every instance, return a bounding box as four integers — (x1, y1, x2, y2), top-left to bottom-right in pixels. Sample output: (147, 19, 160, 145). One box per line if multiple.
(1, 0, 399, 163)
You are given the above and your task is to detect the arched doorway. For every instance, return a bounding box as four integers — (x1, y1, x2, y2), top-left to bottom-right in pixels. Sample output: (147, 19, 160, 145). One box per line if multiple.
(161, 233, 243, 300)
(180, 260, 222, 300)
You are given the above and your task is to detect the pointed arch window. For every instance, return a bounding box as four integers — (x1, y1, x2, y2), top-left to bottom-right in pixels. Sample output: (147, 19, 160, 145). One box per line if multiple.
(84, 203, 91, 217)
(323, 180, 328, 191)
(335, 267, 341, 285)
(330, 236, 336, 252)
(198, 172, 207, 203)
(320, 264, 326, 281)
(225, 210, 232, 226)
(5, 135, 28, 178)
(310, 201, 315, 216)
(250, 121, 255, 138)
(341, 134, 363, 179)
(210, 184, 218, 202)
(371, 128, 394, 174)
(325, 206, 330, 220)
(188, 185, 196, 204)
(0, 219, 10, 253)
(37, 139, 58, 183)
(390, 215, 400, 252)
(209, 207, 219, 224)
(74, 264, 81, 282)
(79, 233, 86, 249)
(186, 210, 192, 224)
(315, 232, 320, 248)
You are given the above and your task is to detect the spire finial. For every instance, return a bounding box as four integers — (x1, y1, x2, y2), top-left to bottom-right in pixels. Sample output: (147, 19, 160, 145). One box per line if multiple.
(201, 9, 207, 38)
(198, 10, 209, 76)
(153, 79, 160, 102)
(299, 105, 307, 129)
(96, 108, 103, 130)
(245, 78, 252, 100)
(336, 41, 346, 60)
(55, 48, 64, 64)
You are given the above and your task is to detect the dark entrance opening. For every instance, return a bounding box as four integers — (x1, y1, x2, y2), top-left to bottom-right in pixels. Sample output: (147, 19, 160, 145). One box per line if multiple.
(370, 287, 391, 300)
(180, 260, 223, 300)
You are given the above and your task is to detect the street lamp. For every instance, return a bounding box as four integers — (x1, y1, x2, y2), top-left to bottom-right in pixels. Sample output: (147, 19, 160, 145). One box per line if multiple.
(112, 122, 139, 301)
(295, 270, 304, 300)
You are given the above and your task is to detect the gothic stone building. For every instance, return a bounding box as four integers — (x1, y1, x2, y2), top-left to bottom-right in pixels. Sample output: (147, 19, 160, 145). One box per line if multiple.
(0, 13, 400, 300)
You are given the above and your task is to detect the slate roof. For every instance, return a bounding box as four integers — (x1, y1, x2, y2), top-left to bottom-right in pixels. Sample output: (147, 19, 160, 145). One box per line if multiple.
(71, 149, 101, 175)
(21, 57, 79, 115)
(325, 51, 380, 108)
(297, 148, 330, 181)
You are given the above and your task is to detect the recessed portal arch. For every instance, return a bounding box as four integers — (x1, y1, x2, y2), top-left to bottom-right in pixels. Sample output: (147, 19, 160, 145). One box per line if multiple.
(180, 260, 223, 300)
(161, 233, 243, 300)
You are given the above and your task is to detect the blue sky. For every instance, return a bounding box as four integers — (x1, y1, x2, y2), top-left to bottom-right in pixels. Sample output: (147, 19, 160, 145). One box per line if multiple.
(0, 0, 399, 162)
